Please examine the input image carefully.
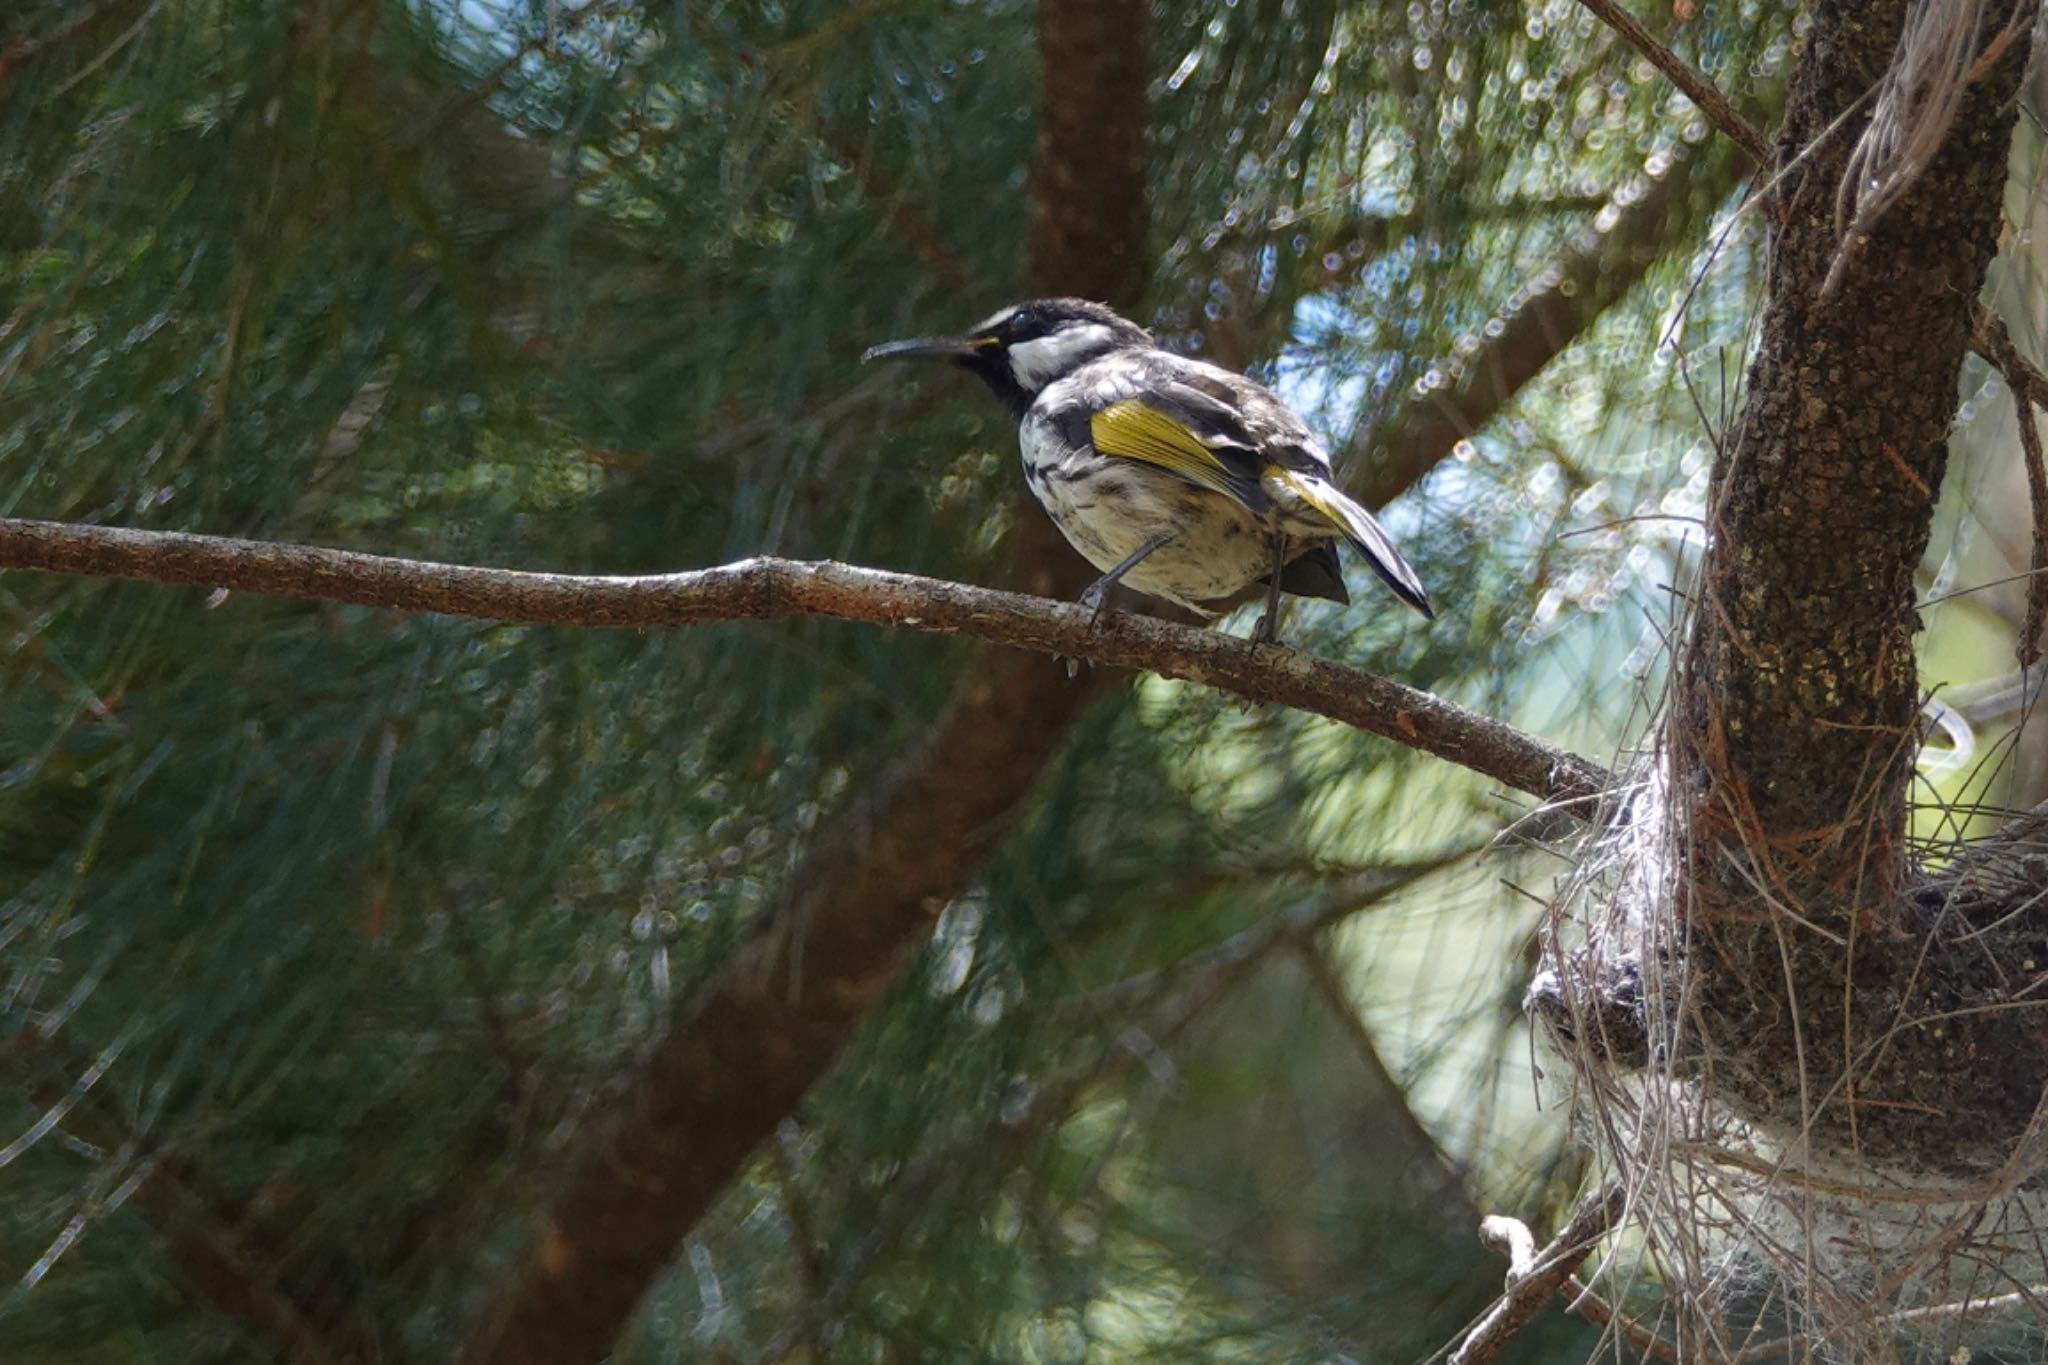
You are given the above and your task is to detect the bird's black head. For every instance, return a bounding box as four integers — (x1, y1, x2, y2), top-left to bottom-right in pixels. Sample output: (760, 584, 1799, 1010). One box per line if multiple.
(862, 298, 1150, 417)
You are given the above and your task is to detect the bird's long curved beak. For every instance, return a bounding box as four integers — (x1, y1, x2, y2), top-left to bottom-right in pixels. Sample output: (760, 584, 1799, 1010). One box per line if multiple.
(861, 335, 984, 364)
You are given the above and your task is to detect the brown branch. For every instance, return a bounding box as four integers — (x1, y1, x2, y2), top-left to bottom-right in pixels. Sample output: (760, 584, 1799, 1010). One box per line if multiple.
(0, 518, 1608, 808)
(1449, 1181, 1627, 1365)
(1573, 0, 1772, 167)
(1025, 0, 1148, 306)
(1560, 1273, 1681, 1360)
(1678, 2, 2032, 914)
(455, 5, 1157, 1361)
(1972, 305, 2048, 665)
(1297, 940, 1482, 1232)
(1351, 143, 1744, 507)
(3, 1033, 352, 1364)
(1076, 849, 1480, 1014)
(131, 1170, 350, 1365)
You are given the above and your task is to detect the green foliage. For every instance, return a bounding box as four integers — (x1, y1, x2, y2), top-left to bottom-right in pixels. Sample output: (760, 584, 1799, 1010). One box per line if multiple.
(0, 0, 1789, 1359)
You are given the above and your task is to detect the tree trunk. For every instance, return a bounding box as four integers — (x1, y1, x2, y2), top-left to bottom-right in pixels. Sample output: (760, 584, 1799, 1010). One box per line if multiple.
(1668, 0, 2039, 1170)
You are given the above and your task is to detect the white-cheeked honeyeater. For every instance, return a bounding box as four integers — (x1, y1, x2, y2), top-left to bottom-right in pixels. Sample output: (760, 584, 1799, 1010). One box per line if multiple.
(864, 298, 1432, 643)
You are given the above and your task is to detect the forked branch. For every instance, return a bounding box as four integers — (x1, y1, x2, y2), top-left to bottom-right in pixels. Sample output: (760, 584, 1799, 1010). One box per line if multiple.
(1450, 1182, 1628, 1365)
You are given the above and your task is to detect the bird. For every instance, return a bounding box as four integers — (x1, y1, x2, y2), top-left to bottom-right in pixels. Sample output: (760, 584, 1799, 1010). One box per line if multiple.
(863, 297, 1433, 644)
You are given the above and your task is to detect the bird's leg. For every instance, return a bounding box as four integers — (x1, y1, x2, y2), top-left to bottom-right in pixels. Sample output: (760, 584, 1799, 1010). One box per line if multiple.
(1063, 532, 1175, 678)
(1078, 532, 1174, 627)
(1249, 530, 1289, 646)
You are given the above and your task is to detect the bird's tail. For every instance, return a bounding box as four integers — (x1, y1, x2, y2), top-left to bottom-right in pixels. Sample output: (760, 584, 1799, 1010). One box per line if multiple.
(1277, 471, 1435, 619)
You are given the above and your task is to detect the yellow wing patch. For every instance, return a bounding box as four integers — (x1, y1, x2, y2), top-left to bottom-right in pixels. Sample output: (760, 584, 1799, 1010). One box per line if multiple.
(1090, 400, 1236, 496)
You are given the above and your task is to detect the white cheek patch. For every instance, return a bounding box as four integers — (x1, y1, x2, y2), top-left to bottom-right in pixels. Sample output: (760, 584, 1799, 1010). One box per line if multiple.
(1008, 324, 1117, 389)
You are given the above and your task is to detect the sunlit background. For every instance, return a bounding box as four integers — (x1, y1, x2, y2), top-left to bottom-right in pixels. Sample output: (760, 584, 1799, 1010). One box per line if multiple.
(3, 1, 2043, 1359)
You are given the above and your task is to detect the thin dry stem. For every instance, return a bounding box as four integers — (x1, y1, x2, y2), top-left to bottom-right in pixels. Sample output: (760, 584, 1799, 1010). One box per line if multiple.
(1972, 306, 2048, 665)
(1825, 1, 2024, 299)
(1572, 0, 1773, 166)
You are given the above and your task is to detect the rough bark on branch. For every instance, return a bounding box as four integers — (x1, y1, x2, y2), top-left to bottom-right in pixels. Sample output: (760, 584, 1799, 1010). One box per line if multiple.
(0, 519, 1606, 808)
(1450, 1182, 1626, 1365)
(1644, 0, 2043, 1172)
(1680, 4, 2030, 912)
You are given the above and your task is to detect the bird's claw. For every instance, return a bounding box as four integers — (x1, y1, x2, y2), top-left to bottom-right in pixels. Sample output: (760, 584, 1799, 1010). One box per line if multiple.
(1060, 582, 1120, 680)
(1078, 582, 1113, 629)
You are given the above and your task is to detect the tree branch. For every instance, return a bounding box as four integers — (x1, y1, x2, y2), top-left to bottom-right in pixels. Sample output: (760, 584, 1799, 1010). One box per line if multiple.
(0, 517, 1607, 808)
(1678, 1, 2032, 914)
(455, 4, 1158, 1360)
(1572, 0, 1772, 167)
(1449, 1181, 1627, 1365)
(1025, 0, 1148, 306)
(1972, 306, 2048, 665)
(1351, 142, 1743, 507)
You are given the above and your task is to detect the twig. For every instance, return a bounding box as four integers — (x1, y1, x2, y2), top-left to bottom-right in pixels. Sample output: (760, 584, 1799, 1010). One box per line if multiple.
(1973, 306, 2048, 664)
(2010, 390, 2046, 666)
(1573, 0, 1772, 166)
(1076, 852, 1474, 1013)
(1562, 1273, 1681, 1360)
(1728, 1282, 2048, 1361)
(1977, 306, 2048, 396)
(1449, 1181, 1627, 1365)
(1477, 1215, 1537, 1277)
(47, 0, 165, 99)
(0, 517, 1611, 808)
(1820, 0, 1991, 298)
(1298, 939, 1476, 1221)
(3, 1032, 351, 1364)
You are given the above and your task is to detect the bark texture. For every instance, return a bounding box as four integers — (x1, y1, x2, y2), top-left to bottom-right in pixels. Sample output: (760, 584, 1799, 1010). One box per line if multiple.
(1670, 0, 2040, 1166)
(1683, 1, 2025, 914)
(1026, 0, 1149, 306)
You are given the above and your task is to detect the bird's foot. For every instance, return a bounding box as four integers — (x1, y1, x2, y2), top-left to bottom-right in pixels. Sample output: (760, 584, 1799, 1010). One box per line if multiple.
(1077, 579, 1115, 629)
(1061, 578, 1126, 679)
(1248, 611, 1283, 648)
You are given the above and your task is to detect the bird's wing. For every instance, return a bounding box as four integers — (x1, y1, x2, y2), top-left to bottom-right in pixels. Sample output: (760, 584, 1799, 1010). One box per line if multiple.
(1151, 358, 1435, 618)
(1077, 353, 1434, 617)
(1267, 466, 1434, 617)
(1147, 358, 1336, 474)
(1084, 362, 1272, 512)
(1087, 401, 1271, 511)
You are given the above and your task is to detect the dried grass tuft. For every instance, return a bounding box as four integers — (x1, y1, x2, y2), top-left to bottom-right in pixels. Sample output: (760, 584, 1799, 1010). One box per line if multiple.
(1531, 753, 2048, 1361)
(1825, 0, 2027, 298)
